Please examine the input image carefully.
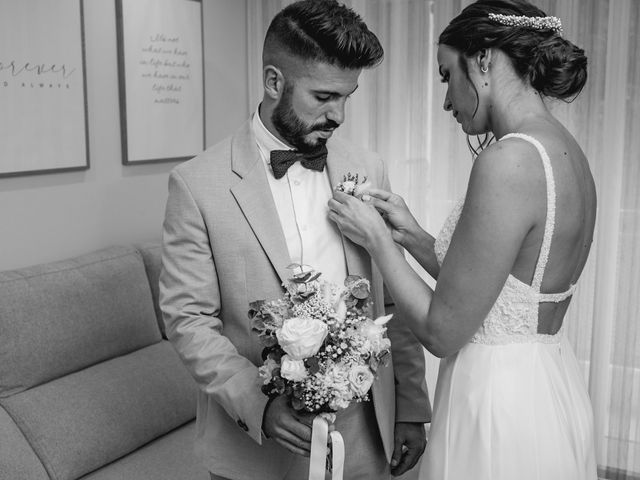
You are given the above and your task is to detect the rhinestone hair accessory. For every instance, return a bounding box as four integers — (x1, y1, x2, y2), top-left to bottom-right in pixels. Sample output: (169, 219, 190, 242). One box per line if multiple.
(488, 13, 563, 34)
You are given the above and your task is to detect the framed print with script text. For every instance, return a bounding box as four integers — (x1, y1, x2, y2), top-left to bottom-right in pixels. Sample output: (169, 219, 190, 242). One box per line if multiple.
(116, 0, 205, 164)
(0, 0, 89, 178)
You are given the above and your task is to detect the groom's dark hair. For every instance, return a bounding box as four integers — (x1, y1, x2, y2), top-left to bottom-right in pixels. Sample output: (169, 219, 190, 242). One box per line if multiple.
(263, 0, 383, 70)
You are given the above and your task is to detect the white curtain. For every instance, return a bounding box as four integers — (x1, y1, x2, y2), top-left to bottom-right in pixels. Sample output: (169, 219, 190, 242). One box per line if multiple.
(246, 1, 640, 477)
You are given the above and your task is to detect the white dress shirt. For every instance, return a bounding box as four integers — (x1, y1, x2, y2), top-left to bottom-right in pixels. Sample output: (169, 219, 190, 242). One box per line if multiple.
(251, 107, 347, 286)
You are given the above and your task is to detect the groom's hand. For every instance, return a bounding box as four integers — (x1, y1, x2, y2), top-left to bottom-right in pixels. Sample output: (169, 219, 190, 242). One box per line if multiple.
(391, 421, 427, 476)
(262, 395, 314, 457)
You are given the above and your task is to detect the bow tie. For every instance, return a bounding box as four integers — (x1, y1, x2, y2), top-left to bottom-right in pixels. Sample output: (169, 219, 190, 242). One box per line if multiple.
(269, 145, 328, 180)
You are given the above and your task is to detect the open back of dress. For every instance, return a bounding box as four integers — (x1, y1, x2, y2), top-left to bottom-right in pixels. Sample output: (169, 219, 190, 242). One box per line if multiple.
(424, 133, 597, 480)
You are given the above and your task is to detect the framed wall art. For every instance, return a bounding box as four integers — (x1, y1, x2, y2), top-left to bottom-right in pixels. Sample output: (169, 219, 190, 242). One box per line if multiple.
(116, 0, 205, 164)
(0, 0, 89, 178)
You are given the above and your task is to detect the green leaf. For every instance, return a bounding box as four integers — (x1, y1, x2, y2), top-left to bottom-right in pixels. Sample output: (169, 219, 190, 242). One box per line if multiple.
(344, 275, 361, 285)
(291, 271, 314, 283)
(307, 272, 322, 282)
(263, 336, 277, 347)
(274, 377, 286, 394)
(291, 397, 305, 410)
(305, 357, 320, 374)
(351, 284, 370, 299)
(249, 299, 265, 311)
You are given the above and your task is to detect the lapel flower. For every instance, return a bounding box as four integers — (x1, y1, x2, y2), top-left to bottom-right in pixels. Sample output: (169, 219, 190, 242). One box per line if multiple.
(335, 172, 371, 198)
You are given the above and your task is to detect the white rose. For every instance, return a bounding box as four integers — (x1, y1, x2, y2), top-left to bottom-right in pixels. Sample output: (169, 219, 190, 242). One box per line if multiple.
(276, 317, 328, 360)
(280, 355, 308, 382)
(348, 366, 374, 397)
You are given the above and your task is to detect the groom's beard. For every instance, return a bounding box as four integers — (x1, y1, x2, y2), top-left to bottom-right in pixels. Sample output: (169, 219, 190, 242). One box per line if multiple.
(272, 84, 339, 154)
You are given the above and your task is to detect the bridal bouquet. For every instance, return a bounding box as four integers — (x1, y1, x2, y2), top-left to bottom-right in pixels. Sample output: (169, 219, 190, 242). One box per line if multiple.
(250, 266, 392, 415)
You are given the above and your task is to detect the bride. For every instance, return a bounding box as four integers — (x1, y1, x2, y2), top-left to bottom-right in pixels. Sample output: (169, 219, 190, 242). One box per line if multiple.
(328, 0, 597, 478)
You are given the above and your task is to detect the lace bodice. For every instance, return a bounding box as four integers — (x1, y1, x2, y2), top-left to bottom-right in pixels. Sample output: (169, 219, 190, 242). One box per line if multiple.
(433, 133, 576, 345)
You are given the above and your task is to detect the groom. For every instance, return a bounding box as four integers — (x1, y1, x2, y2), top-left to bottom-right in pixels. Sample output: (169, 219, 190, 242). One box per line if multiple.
(159, 1, 430, 479)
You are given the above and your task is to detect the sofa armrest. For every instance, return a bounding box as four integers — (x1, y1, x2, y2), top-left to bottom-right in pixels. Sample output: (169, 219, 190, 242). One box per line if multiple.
(136, 242, 165, 338)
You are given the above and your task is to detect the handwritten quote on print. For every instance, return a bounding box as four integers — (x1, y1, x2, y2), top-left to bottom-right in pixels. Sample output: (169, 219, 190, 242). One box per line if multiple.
(118, 0, 203, 162)
(139, 33, 191, 105)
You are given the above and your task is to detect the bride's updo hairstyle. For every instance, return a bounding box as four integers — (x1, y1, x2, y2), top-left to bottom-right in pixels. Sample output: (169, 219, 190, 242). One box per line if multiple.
(439, 0, 587, 101)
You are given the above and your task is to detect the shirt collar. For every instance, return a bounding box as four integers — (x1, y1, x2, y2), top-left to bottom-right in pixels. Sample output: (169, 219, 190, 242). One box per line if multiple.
(252, 104, 292, 165)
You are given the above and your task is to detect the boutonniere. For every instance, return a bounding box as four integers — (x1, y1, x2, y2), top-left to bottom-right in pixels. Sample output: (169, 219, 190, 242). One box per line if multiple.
(334, 172, 370, 197)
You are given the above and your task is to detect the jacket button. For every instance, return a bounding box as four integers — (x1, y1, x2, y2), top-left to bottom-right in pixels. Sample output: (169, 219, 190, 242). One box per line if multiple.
(237, 419, 249, 431)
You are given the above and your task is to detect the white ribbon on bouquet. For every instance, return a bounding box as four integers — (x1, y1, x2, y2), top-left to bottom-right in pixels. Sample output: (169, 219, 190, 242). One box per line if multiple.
(308, 414, 345, 480)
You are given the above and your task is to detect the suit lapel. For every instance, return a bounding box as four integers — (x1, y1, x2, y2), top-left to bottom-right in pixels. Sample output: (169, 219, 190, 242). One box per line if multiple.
(326, 142, 371, 280)
(229, 124, 373, 284)
(230, 122, 292, 286)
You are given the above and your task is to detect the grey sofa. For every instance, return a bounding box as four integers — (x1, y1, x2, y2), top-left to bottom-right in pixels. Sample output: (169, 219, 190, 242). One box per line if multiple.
(0, 243, 207, 480)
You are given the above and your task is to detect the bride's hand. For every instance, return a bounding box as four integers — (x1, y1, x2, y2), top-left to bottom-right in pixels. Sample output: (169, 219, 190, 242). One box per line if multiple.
(359, 188, 421, 247)
(328, 190, 391, 251)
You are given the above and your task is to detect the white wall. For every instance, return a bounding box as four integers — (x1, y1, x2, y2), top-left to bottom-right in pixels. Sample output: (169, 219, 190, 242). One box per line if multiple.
(0, 0, 249, 271)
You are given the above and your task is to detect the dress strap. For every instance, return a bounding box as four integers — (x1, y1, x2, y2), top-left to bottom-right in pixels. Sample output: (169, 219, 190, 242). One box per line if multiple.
(499, 133, 555, 292)
(538, 283, 577, 303)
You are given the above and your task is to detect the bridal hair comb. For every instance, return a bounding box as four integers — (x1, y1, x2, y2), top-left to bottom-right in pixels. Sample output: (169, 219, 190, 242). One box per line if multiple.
(488, 13, 563, 34)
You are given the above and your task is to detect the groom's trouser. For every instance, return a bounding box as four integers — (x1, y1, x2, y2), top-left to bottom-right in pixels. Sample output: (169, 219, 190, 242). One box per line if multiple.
(209, 400, 391, 480)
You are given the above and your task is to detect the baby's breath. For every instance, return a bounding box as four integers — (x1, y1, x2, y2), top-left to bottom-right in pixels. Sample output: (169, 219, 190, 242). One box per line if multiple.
(292, 293, 332, 320)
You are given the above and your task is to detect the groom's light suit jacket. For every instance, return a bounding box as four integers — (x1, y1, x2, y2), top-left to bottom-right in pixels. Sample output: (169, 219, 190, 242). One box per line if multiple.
(160, 120, 430, 480)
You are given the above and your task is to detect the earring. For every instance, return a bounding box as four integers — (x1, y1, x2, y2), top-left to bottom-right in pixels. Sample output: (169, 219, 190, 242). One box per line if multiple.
(481, 65, 489, 74)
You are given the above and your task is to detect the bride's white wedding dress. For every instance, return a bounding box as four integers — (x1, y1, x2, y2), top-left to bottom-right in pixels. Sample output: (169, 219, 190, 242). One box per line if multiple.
(423, 133, 597, 480)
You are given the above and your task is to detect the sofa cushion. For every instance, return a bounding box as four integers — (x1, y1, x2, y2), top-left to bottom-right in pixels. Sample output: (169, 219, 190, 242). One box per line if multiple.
(136, 242, 165, 338)
(79, 421, 207, 480)
(0, 341, 197, 480)
(0, 245, 161, 397)
(0, 407, 49, 480)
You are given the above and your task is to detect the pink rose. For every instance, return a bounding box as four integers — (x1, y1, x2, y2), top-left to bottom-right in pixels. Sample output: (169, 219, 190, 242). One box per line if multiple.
(348, 366, 374, 396)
